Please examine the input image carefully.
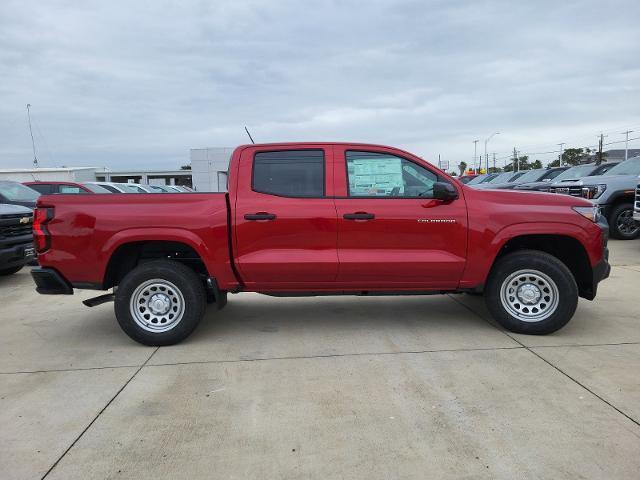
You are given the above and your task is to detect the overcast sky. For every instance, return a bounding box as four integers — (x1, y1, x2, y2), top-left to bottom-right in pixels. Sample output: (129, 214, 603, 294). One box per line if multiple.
(1, 0, 639, 171)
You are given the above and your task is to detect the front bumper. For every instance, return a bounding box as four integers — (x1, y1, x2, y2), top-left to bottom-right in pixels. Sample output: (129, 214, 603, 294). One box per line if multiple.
(31, 268, 73, 294)
(586, 218, 610, 300)
(0, 240, 35, 270)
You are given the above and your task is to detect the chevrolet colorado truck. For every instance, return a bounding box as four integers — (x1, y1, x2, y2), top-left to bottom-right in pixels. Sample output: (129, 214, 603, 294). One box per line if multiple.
(30, 143, 610, 345)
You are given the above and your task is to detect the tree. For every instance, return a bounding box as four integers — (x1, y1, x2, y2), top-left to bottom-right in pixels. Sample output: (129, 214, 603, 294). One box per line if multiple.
(561, 148, 591, 166)
(504, 154, 530, 171)
(181, 164, 192, 170)
(458, 161, 467, 176)
(548, 159, 560, 167)
(531, 160, 543, 169)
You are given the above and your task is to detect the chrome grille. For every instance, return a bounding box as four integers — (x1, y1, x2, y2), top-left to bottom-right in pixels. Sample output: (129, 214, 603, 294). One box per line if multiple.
(548, 186, 583, 197)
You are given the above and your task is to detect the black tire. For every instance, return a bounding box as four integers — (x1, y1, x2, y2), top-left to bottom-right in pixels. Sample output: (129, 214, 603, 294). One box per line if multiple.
(114, 260, 206, 346)
(608, 203, 640, 240)
(485, 250, 578, 335)
(0, 265, 23, 276)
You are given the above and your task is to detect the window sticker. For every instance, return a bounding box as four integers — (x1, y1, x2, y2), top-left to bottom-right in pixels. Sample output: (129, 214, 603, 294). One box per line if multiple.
(348, 156, 404, 196)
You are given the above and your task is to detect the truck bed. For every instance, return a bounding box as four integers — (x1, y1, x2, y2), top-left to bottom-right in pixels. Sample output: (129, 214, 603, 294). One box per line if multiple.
(36, 193, 238, 290)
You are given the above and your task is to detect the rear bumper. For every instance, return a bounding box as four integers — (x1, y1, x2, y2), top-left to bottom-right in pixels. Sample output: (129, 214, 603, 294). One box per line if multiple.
(31, 267, 73, 295)
(0, 240, 35, 270)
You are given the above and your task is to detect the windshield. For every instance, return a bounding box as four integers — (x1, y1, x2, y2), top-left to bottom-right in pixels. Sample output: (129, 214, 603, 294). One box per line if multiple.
(512, 169, 545, 183)
(466, 175, 485, 185)
(82, 183, 111, 193)
(116, 183, 145, 193)
(604, 157, 640, 176)
(488, 172, 522, 183)
(0, 181, 40, 202)
(553, 165, 595, 181)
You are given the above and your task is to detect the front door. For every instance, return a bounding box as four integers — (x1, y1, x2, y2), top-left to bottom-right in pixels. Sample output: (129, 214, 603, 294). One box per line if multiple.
(333, 147, 468, 289)
(234, 146, 339, 287)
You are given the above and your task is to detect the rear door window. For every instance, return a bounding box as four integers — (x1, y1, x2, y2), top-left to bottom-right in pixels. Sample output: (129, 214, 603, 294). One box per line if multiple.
(253, 150, 324, 197)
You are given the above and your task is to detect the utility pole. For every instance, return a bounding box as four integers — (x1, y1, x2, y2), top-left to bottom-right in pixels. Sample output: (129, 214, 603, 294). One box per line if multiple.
(513, 147, 518, 172)
(622, 130, 633, 161)
(557, 143, 564, 166)
(26, 104, 38, 168)
(492, 152, 496, 172)
(473, 140, 479, 174)
(596, 133, 607, 165)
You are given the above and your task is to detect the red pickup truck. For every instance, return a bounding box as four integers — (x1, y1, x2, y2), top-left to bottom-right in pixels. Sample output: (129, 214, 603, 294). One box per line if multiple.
(31, 143, 610, 345)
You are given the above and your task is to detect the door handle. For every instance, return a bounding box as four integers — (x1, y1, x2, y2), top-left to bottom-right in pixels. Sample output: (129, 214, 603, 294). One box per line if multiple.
(343, 212, 375, 220)
(244, 212, 276, 221)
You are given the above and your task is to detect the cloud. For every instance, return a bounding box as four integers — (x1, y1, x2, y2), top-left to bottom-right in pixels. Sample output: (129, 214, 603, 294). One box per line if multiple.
(0, 0, 639, 170)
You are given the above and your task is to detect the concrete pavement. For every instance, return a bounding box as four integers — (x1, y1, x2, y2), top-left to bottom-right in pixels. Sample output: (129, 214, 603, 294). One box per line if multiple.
(1, 239, 639, 479)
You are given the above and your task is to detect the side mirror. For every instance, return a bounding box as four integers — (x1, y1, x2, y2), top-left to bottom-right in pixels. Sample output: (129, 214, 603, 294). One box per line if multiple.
(433, 182, 459, 201)
(543, 178, 551, 182)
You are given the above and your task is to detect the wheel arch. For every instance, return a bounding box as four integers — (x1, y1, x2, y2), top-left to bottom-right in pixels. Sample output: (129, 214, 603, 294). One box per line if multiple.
(103, 238, 210, 289)
(490, 233, 594, 299)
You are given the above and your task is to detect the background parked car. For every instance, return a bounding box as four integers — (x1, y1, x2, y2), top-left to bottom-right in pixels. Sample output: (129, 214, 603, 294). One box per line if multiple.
(24, 181, 111, 194)
(465, 173, 499, 185)
(514, 164, 617, 192)
(459, 174, 479, 184)
(472, 171, 525, 189)
(0, 203, 35, 276)
(489, 167, 568, 190)
(87, 182, 148, 193)
(549, 156, 640, 239)
(0, 181, 40, 208)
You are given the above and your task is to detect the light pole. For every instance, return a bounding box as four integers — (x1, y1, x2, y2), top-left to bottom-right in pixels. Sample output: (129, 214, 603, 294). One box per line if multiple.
(473, 140, 479, 174)
(622, 130, 633, 161)
(484, 132, 499, 173)
(557, 143, 564, 166)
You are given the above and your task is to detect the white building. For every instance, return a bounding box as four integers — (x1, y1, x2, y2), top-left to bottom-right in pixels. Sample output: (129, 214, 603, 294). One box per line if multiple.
(0, 167, 99, 183)
(190, 147, 233, 192)
(0, 166, 193, 188)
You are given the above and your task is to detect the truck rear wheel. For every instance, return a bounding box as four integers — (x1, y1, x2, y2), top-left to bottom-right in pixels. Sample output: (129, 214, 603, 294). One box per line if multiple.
(609, 203, 639, 240)
(485, 250, 578, 335)
(114, 260, 206, 346)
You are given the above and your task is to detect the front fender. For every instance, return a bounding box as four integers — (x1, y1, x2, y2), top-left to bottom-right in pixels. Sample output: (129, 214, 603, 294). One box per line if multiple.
(460, 221, 596, 289)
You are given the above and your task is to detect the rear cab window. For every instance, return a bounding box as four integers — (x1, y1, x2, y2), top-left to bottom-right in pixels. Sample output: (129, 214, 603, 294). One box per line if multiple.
(252, 150, 324, 197)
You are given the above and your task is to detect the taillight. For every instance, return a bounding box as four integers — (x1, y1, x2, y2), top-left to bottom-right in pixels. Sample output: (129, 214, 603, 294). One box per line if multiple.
(33, 207, 54, 252)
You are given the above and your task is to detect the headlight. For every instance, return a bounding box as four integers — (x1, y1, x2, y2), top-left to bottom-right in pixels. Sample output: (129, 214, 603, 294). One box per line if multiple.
(581, 184, 606, 199)
(573, 205, 600, 222)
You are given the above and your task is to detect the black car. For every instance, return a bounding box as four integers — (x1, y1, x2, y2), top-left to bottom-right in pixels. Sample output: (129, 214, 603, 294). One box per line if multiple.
(0, 204, 35, 276)
(0, 181, 40, 208)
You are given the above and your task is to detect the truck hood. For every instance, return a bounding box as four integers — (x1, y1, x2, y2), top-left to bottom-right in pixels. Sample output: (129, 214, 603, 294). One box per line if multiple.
(0, 203, 34, 214)
(475, 182, 520, 190)
(550, 174, 639, 188)
(513, 181, 551, 191)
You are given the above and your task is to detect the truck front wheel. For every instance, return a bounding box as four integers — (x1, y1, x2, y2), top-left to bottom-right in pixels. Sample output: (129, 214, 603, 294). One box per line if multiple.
(485, 250, 578, 335)
(114, 260, 206, 346)
(609, 203, 639, 240)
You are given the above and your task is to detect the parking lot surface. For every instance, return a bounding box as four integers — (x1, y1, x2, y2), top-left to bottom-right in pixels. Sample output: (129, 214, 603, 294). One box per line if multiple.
(1, 240, 639, 479)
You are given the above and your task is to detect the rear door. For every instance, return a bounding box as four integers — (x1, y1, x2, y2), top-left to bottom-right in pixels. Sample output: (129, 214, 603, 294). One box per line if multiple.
(233, 146, 338, 287)
(333, 146, 468, 288)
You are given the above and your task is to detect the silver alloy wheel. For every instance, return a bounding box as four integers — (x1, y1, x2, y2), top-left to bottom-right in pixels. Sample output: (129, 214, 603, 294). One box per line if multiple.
(129, 278, 185, 333)
(617, 209, 639, 236)
(499, 269, 559, 322)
